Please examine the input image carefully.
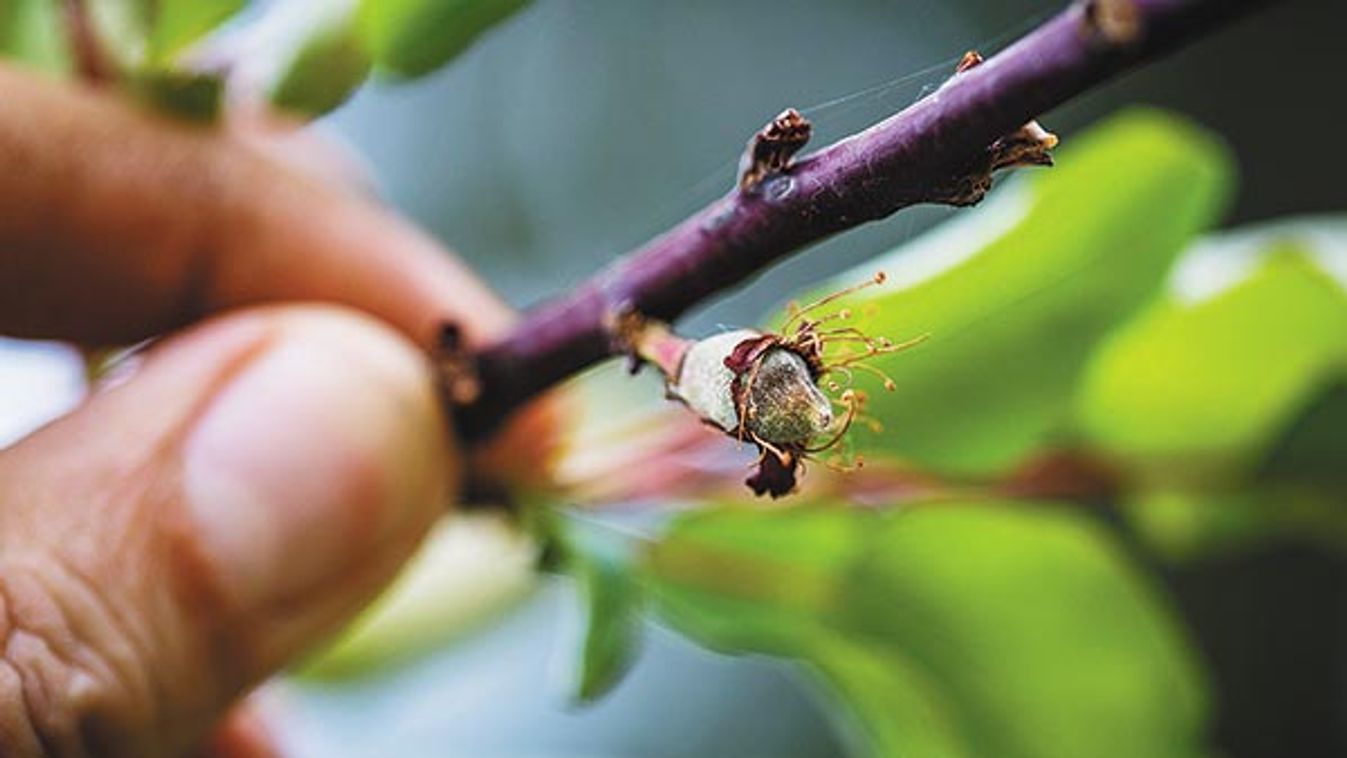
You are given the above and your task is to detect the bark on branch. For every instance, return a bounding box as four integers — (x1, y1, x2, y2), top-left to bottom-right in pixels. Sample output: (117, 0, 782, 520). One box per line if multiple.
(449, 0, 1274, 441)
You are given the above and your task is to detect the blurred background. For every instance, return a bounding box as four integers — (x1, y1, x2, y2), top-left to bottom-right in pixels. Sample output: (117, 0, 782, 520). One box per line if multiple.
(1, 1, 1342, 756)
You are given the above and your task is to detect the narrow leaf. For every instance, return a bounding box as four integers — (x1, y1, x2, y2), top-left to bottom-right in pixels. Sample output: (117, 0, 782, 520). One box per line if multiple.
(0, 0, 70, 73)
(147, 0, 245, 62)
(269, 7, 370, 116)
(357, 0, 529, 79)
(557, 514, 644, 703)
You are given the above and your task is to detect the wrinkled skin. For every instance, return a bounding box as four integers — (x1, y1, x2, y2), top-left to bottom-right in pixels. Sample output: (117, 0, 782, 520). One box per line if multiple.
(0, 64, 548, 757)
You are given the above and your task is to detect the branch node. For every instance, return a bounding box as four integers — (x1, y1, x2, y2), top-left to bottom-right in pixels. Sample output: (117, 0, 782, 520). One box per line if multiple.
(434, 323, 482, 405)
(955, 50, 985, 74)
(931, 49, 1058, 205)
(990, 119, 1060, 171)
(737, 108, 813, 193)
(1082, 0, 1143, 47)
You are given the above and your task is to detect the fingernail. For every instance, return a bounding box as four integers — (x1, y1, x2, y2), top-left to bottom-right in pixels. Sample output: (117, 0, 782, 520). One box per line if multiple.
(182, 311, 448, 614)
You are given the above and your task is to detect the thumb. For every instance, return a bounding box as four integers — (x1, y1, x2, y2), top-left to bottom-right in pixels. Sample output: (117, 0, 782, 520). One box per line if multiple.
(0, 306, 453, 757)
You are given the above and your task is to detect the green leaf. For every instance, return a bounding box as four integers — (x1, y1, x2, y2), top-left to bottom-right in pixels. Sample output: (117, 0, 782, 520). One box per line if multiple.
(1071, 221, 1347, 559)
(808, 638, 972, 758)
(788, 110, 1232, 476)
(357, 0, 529, 79)
(268, 7, 370, 116)
(129, 69, 226, 121)
(301, 514, 537, 679)
(85, 0, 242, 69)
(1258, 381, 1347, 491)
(557, 514, 645, 703)
(0, 0, 69, 73)
(146, 0, 244, 63)
(1123, 486, 1347, 562)
(647, 503, 1207, 758)
(86, 0, 151, 70)
(1075, 225, 1347, 488)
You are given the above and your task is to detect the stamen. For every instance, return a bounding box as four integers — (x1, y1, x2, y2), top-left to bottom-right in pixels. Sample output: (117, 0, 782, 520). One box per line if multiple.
(842, 361, 899, 391)
(780, 272, 888, 332)
(752, 432, 791, 465)
(822, 365, 854, 388)
(820, 453, 865, 474)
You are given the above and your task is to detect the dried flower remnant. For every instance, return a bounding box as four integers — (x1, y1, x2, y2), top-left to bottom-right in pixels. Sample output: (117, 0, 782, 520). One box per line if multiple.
(625, 274, 926, 498)
(737, 108, 813, 192)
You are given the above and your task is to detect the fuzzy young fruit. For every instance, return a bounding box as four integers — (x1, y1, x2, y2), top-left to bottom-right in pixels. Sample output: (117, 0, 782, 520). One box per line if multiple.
(671, 329, 833, 446)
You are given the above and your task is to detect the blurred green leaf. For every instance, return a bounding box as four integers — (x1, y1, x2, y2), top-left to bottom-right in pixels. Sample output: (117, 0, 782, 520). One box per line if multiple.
(646, 503, 1207, 758)
(129, 69, 225, 121)
(792, 110, 1231, 477)
(809, 638, 972, 758)
(87, 0, 150, 70)
(87, 0, 242, 69)
(146, 0, 244, 62)
(1076, 232, 1347, 488)
(357, 0, 529, 78)
(1124, 486, 1347, 562)
(558, 515, 644, 703)
(0, 0, 69, 73)
(1072, 219, 1347, 559)
(1259, 382, 1347, 491)
(302, 515, 537, 679)
(269, 6, 370, 116)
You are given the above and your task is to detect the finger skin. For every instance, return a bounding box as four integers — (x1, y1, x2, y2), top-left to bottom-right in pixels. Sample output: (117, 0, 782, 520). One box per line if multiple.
(0, 63, 512, 348)
(0, 306, 451, 757)
(189, 700, 283, 758)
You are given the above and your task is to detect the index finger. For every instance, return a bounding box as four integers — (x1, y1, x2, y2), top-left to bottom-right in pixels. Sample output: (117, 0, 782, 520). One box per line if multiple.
(0, 63, 512, 348)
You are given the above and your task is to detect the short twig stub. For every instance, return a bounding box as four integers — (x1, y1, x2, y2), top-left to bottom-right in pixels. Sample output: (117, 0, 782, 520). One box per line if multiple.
(1082, 0, 1144, 46)
(737, 108, 813, 192)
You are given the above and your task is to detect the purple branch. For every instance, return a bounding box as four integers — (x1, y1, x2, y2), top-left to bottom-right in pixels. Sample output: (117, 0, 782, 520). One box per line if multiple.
(453, 0, 1273, 441)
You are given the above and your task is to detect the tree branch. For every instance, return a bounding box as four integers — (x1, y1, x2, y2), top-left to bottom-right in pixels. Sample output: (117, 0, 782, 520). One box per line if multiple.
(450, 0, 1274, 441)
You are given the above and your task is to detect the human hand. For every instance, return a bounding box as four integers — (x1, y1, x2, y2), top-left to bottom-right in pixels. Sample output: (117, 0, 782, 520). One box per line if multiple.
(0, 64, 511, 757)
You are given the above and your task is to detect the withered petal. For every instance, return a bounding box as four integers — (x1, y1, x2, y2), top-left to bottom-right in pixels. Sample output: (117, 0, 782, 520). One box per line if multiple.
(746, 447, 800, 498)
